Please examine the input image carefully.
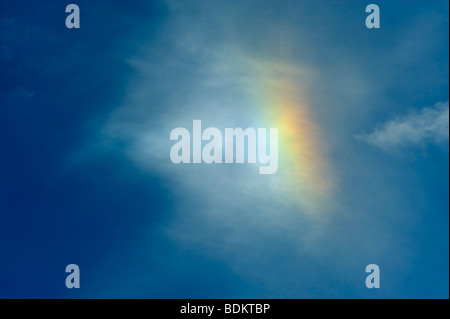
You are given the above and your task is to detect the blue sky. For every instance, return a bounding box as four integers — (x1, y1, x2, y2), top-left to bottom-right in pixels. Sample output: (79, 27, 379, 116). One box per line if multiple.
(0, 0, 448, 298)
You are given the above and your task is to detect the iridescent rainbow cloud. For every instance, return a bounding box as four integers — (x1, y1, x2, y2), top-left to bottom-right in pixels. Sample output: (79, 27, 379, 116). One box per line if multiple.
(250, 62, 335, 214)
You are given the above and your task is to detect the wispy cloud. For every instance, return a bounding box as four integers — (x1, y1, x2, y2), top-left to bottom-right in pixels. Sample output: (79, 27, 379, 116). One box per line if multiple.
(360, 101, 449, 150)
(92, 1, 448, 297)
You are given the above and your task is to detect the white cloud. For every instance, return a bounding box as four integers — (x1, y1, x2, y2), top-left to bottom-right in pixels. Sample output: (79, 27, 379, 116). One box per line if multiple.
(361, 101, 449, 149)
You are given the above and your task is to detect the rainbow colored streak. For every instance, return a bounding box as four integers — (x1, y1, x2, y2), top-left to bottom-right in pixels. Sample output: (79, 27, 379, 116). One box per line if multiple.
(256, 67, 334, 214)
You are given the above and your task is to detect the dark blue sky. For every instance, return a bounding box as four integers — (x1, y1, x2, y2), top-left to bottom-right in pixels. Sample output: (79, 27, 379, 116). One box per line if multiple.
(0, 0, 448, 298)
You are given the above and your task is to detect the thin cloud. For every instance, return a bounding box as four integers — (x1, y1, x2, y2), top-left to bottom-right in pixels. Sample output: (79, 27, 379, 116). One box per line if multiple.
(94, 0, 446, 297)
(361, 101, 449, 149)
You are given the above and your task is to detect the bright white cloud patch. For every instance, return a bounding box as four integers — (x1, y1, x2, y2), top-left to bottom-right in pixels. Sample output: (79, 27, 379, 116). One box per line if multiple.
(362, 101, 449, 149)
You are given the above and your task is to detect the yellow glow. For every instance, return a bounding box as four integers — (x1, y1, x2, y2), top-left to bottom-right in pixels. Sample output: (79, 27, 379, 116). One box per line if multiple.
(258, 71, 334, 213)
